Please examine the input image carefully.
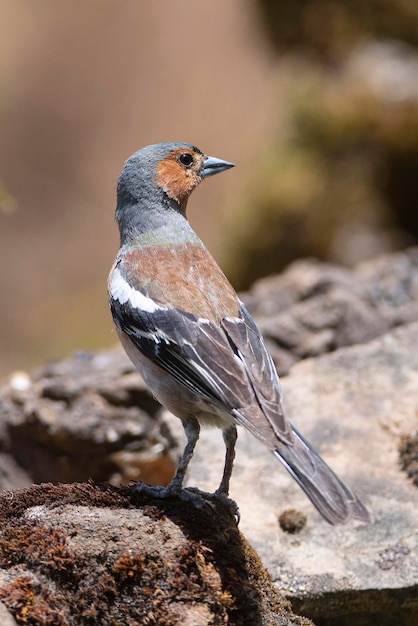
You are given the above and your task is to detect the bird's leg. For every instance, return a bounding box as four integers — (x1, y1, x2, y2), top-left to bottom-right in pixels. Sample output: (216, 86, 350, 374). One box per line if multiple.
(132, 417, 207, 508)
(132, 419, 239, 518)
(213, 425, 240, 521)
(216, 425, 237, 496)
(167, 418, 200, 493)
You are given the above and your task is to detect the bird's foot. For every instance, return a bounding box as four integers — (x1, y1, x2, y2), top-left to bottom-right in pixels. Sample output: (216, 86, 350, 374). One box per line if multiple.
(130, 481, 214, 512)
(130, 482, 240, 522)
(131, 481, 176, 499)
(187, 486, 240, 523)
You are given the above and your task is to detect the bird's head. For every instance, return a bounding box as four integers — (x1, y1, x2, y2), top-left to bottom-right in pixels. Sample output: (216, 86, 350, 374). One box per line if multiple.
(117, 142, 235, 215)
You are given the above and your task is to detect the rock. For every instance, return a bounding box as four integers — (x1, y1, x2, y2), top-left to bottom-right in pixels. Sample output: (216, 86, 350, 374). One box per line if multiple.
(0, 350, 175, 490)
(170, 321, 418, 625)
(0, 601, 17, 626)
(242, 248, 418, 374)
(0, 482, 312, 626)
(0, 454, 32, 492)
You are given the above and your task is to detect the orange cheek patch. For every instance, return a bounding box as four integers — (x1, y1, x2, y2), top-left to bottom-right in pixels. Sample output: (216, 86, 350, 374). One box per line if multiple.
(155, 159, 199, 205)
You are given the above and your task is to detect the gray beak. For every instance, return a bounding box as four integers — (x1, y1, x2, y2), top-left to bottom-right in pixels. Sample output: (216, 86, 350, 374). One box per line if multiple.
(201, 155, 235, 178)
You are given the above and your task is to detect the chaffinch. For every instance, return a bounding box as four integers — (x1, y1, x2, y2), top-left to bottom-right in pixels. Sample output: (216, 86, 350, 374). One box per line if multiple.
(108, 142, 372, 524)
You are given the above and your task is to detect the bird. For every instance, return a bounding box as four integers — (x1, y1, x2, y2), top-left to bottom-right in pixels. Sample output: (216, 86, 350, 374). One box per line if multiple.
(108, 142, 372, 525)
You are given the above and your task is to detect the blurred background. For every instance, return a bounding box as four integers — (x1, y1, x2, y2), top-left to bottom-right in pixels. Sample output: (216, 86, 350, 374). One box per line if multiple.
(1, 0, 418, 377)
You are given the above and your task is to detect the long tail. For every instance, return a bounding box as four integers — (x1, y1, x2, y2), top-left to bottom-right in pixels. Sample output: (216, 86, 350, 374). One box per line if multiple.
(274, 425, 372, 525)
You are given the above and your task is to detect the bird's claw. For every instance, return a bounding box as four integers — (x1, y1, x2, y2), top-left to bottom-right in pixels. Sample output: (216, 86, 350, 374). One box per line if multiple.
(214, 489, 241, 524)
(188, 486, 241, 523)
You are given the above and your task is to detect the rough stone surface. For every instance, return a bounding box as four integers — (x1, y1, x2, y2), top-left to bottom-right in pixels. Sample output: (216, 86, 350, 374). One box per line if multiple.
(0, 483, 312, 626)
(242, 247, 418, 375)
(170, 322, 418, 625)
(0, 601, 18, 626)
(0, 350, 175, 490)
(399, 430, 418, 487)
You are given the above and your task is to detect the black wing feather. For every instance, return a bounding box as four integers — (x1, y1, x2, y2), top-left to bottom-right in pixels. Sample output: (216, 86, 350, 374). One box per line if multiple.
(110, 297, 252, 408)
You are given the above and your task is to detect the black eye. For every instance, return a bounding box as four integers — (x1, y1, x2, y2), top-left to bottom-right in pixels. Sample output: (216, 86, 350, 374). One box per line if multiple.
(179, 153, 194, 167)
